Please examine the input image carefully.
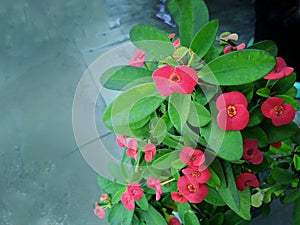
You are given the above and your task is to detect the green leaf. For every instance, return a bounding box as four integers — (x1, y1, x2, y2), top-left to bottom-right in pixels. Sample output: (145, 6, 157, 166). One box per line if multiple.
(271, 72, 296, 95)
(247, 40, 278, 57)
(183, 210, 201, 225)
(108, 202, 134, 225)
(210, 213, 224, 225)
(137, 204, 168, 225)
(247, 104, 265, 127)
(198, 49, 276, 85)
(223, 210, 249, 225)
(136, 195, 149, 210)
(129, 24, 174, 60)
(201, 118, 243, 161)
(112, 186, 127, 204)
(188, 101, 211, 127)
(294, 154, 300, 171)
(97, 174, 124, 194)
(151, 150, 181, 170)
(242, 126, 269, 148)
(292, 196, 300, 225)
(103, 83, 165, 135)
(236, 188, 251, 220)
(282, 188, 300, 204)
(171, 158, 186, 170)
(219, 161, 240, 212)
(205, 186, 226, 206)
(206, 167, 221, 187)
(167, 0, 209, 47)
(100, 66, 152, 91)
(190, 20, 219, 59)
(251, 190, 265, 208)
(269, 167, 295, 185)
(256, 87, 271, 98)
(177, 202, 191, 220)
(260, 120, 298, 143)
(168, 93, 191, 132)
(149, 116, 168, 143)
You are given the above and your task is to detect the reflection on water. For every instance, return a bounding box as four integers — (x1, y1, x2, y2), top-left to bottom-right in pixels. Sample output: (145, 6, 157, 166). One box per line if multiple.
(0, 1, 173, 225)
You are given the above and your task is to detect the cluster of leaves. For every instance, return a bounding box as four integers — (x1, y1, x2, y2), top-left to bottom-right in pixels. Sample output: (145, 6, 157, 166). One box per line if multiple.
(95, 0, 300, 224)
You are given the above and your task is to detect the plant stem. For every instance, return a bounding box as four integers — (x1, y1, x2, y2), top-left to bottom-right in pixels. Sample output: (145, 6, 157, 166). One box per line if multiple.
(161, 178, 176, 186)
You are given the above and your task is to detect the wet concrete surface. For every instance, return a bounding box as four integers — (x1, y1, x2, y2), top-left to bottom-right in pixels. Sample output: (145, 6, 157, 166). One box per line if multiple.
(0, 0, 297, 224)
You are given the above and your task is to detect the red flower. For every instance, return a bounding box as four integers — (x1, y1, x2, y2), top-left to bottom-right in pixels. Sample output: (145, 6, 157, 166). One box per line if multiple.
(216, 91, 250, 130)
(152, 65, 198, 96)
(264, 57, 294, 80)
(182, 167, 211, 183)
(126, 138, 139, 161)
(223, 43, 246, 54)
(171, 192, 188, 203)
(173, 39, 180, 49)
(147, 177, 162, 200)
(128, 49, 145, 67)
(144, 143, 157, 162)
(121, 192, 135, 210)
(236, 172, 260, 191)
(169, 217, 181, 225)
(242, 139, 263, 165)
(168, 33, 176, 40)
(271, 142, 282, 148)
(180, 147, 205, 169)
(116, 134, 127, 148)
(94, 204, 105, 219)
(127, 182, 144, 200)
(177, 176, 208, 203)
(100, 193, 108, 202)
(261, 97, 295, 126)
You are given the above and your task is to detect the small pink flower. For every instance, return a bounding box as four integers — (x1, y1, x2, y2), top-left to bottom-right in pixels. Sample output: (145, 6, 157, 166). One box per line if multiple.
(236, 172, 260, 191)
(171, 192, 188, 203)
(242, 139, 263, 165)
(121, 192, 135, 210)
(168, 33, 176, 40)
(94, 204, 105, 219)
(100, 194, 108, 202)
(144, 143, 157, 162)
(216, 91, 250, 130)
(177, 176, 208, 203)
(147, 177, 162, 200)
(152, 65, 198, 96)
(180, 147, 205, 169)
(173, 39, 180, 49)
(223, 43, 246, 54)
(169, 217, 181, 225)
(128, 49, 145, 67)
(264, 57, 294, 80)
(127, 182, 144, 200)
(116, 134, 127, 148)
(261, 97, 295, 126)
(126, 138, 139, 161)
(182, 167, 211, 184)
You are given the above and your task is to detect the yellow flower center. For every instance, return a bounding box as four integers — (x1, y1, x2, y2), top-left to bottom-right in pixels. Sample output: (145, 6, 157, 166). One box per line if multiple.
(274, 105, 284, 115)
(187, 184, 197, 193)
(227, 105, 237, 118)
(168, 72, 182, 83)
(191, 171, 201, 178)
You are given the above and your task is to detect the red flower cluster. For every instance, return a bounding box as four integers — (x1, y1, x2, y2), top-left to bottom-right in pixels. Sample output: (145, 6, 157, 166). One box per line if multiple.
(216, 91, 250, 130)
(171, 147, 210, 204)
(242, 139, 263, 165)
(261, 97, 295, 126)
(121, 182, 144, 210)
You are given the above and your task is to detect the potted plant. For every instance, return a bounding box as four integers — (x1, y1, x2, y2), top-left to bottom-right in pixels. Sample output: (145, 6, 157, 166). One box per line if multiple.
(93, 0, 300, 224)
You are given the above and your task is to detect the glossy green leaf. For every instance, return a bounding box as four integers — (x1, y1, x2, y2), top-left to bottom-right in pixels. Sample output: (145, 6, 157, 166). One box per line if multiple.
(151, 150, 180, 170)
(137, 204, 168, 225)
(190, 19, 219, 59)
(294, 154, 300, 171)
(247, 40, 278, 57)
(201, 118, 243, 161)
(167, 0, 209, 47)
(168, 93, 191, 132)
(256, 87, 270, 98)
(282, 188, 300, 204)
(183, 210, 201, 225)
(100, 66, 152, 91)
(210, 213, 224, 225)
(129, 24, 174, 60)
(261, 120, 298, 144)
(206, 167, 221, 187)
(103, 83, 165, 135)
(136, 195, 149, 210)
(247, 104, 265, 127)
(188, 101, 211, 127)
(270, 167, 295, 185)
(242, 126, 269, 148)
(236, 188, 251, 220)
(198, 49, 276, 85)
(177, 202, 191, 221)
(108, 202, 134, 225)
(112, 186, 127, 204)
(205, 186, 226, 206)
(271, 72, 296, 94)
